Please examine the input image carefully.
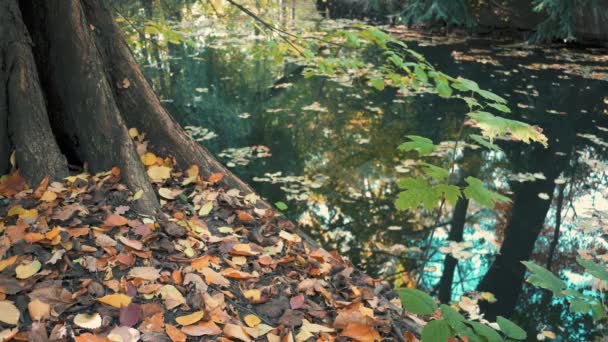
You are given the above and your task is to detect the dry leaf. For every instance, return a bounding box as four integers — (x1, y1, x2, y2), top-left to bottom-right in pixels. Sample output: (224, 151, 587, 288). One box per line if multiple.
(341, 323, 381, 342)
(166, 324, 187, 342)
(147, 165, 172, 182)
(181, 321, 222, 337)
(223, 323, 252, 342)
(103, 214, 128, 227)
(28, 299, 51, 321)
(40, 191, 58, 202)
(97, 293, 132, 308)
(243, 314, 261, 327)
(15, 259, 41, 279)
(201, 267, 230, 287)
(0, 301, 20, 325)
(208, 173, 223, 183)
(141, 153, 158, 166)
(175, 311, 205, 326)
(73, 313, 102, 330)
(128, 267, 160, 281)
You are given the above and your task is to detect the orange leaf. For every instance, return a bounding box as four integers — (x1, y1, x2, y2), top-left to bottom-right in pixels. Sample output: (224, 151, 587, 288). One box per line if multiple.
(341, 323, 381, 342)
(175, 311, 204, 326)
(181, 321, 222, 337)
(0, 256, 18, 272)
(208, 173, 223, 183)
(243, 314, 261, 327)
(24, 233, 45, 243)
(74, 333, 110, 342)
(0, 172, 27, 197)
(97, 293, 132, 308)
(200, 267, 230, 287)
(33, 176, 49, 199)
(237, 211, 254, 222)
(103, 214, 128, 227)
(166, 324, 187, 342)
(45, 226, 61, 240)
(223, 323, 252, 342)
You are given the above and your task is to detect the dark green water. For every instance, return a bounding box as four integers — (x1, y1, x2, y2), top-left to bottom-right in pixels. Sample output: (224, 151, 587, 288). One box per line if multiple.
(116, 1, 608, 340)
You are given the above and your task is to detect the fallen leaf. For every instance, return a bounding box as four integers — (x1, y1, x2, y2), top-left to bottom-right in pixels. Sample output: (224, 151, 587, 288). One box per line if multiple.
(28, 299, 51, 321)
(201, 267, 230, 287)
(15, 259, 41, 279)
(159, 285, 186, 310)
(0, 256, 18, 272)
(181, 321, 222, 337)
(341, 323, 381, 342)
(244, 314, 261, 327)
(40, 191, 58, 202)
(243, 289, 261, 301)
(73, 313, 102, 330)
(175, 311, 205, 326)
(97, 293, 131, 308)
(198, 202, 214, 216)
(128, 267, 160, 281)
(141, 152, 158, 166)
(118, 236, 144, 250)
(237, 211, 254, 222)
(103, 214, 128, 227)
(107, 326, 140, 342)
(223, 323, 252, 342)
(166, 324, 187, 342)
(208, 173, 223, 183)
(0, 301, 20, 325)
(147, 165, 172, 182)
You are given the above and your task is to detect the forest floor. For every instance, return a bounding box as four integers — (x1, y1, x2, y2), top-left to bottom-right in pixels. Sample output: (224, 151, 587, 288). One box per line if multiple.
(0, 135, 422, 342)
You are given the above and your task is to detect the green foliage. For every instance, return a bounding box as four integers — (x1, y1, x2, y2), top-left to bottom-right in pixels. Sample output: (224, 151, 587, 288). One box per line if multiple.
(274, 201, 288, 211)
(396, 288, 438, 315)
(422, 319, 452, 342)
(522, 260, 608, 321)
(398, 135, 437, 156)
(400, 0, 476, 29)
(467, 111, 549, 147)
(463, 176, 511, 208)
(497, 316, 527, 340)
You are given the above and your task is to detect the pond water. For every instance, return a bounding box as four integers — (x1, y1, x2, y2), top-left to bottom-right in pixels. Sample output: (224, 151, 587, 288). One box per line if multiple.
(115, 1, 608, 340)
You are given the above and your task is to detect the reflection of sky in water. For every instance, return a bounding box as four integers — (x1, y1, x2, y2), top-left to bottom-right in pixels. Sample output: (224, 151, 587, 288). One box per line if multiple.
(115, 0, 608, 338)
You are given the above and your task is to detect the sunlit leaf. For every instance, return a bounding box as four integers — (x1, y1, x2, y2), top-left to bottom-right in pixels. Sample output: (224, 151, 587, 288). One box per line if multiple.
(463, 176, 510, 208)
(396, 288, 437, 315)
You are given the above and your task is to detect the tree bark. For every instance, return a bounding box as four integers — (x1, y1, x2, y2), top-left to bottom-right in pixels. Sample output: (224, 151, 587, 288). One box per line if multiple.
(19, 0, 158, 213)
(0, 0, 68, 184)
(80, 0, 265, 206)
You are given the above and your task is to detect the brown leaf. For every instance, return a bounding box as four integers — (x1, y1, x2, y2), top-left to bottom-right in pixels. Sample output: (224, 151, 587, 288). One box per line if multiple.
(175, 311, 204, 326)
(181, 321, 222, 337)
(223, 323, 252, 342)
(341, 323, 381, 342)
(290, 294, 305, 309)
(0, 301, 20, 325)
(28, 299, 51, 321)
(166, 324, 187, 342)
(103, 214, 128, 227)
(200, 267, 230, 287)
(237, 211, 254, 222)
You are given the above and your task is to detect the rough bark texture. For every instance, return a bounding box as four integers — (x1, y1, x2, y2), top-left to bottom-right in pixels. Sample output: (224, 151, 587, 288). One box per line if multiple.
(81, 0, 265, 204)
(20, 0, 158, 213)
(0, 0, 68, 184)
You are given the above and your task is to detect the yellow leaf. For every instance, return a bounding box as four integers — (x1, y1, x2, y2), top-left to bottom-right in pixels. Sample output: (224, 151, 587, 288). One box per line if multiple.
(0, 301, 20, 325)
(40, 191, 57, 202)
(128, 127, 139, 139)
(28, 299, 51, 321)
(147, 165, 172, 182)
(97, 293, 131, 308)
(73, 313, 102, 329)
(141, 152, 158, 166)
(175, 311, 205, 326)
(243, 314, 261, 327)
(198, 202, 213, 216)
(279, 231, 301, 243)
(243, 289, 261, 301)
(15, 259, 41, 279)
(133, 190, 144, 200)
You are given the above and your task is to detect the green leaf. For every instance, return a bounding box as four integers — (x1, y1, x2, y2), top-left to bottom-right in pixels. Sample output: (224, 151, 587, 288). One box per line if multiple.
(467, 111, 548, 147)
(469, 134, 503, 153)
(436, 184, 462, 206)
(420, 163, 450, 180)
(422, 319, 452, 342)
(369, 77, 385, 91)
(488, 103, 511, 113)
(395, 179, 441, 211)
(440, 305, 467, 333)
(415, 65, 428, 83)
(522, 261, 566, 294)
(452, 77, 480, 92)
(275, 201, 288, 211)
(396, 288, 438, 315)
(463, 177, 510, 208)
(497, 316, 526, 340)
(477, 89, 507, 104)
(591, 303, 607, 321)
(577, 257, 608, 282)
(570, 299, 591, 314)
(398, 135, 436, 155)
(435, 78, 452, 98)
(469, 321, 504, 342)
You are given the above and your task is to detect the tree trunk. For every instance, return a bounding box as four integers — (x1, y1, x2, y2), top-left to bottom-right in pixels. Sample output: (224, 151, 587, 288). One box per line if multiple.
(80, 0, 265, 206)
(0, 0, 68, 184)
